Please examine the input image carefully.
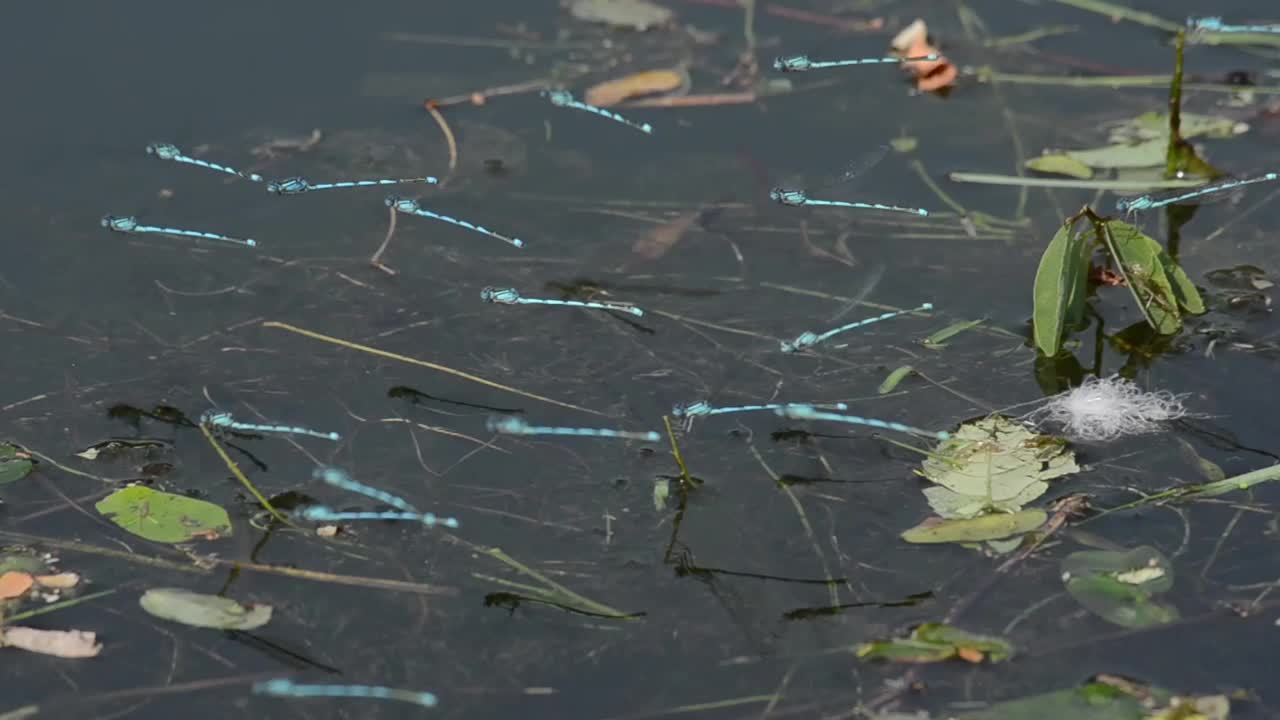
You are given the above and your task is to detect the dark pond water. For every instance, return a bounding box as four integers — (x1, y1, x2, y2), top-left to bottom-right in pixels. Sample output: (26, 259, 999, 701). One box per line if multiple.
(3, 1, 1280, 718)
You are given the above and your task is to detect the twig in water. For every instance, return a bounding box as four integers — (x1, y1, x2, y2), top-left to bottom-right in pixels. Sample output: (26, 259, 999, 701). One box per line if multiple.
(423, 101, 459, 182)
(262, 321, 605, 416)
(198, 422, 290, 524)
(424, 78, 552, 108)
(370, 204, 399, 275)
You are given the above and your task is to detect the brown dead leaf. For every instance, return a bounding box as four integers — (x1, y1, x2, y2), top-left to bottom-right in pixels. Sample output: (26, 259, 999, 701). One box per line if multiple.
(956, 646, 985, 663)
(585, 69, 687, 107)
(0, 571, 34, 599)
(1, 626, 102, 658)
(34, 573, 80, 590)
(891, 19, 957, 93)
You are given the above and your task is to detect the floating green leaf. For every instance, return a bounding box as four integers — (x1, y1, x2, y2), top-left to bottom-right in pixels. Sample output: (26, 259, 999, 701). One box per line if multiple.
(878, 365, 916, 394)
(917, 417, 1078, 518)
(1062, 546, 1178, 627)
(922, 318, 985, 349)
(857, 623, 1013, 664)
(901, 510, 1046, 544)
(139, 588, 272, 630)
(1026, 153, 1094, 178)
(1033, 221, 1091, 355)
(0, 443, 34, 486)
(95, 486, 231, 543)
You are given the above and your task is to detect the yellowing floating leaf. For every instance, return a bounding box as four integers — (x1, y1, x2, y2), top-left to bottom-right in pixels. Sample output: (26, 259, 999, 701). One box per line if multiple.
(857, 623, 1013, 664)
(1, 626, 101, 658)
(140, 588, 273, 630)
(901, 509, 1047, 544)
(585, 69, 686, 107)
(95, 486, 232, 544)
(33, 573, 80, 590)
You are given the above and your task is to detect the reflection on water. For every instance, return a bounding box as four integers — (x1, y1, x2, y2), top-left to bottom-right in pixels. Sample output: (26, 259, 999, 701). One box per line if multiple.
(3, 0, 1280, 718)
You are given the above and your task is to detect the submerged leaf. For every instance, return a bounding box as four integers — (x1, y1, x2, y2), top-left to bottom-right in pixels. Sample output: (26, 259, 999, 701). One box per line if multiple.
(1026, 154, 1094, 178)
(901, 510, 1046, 544)
(140, 588, 273, 630)
(95, 486, 231, 543)
(1062, 546, 1178, 627)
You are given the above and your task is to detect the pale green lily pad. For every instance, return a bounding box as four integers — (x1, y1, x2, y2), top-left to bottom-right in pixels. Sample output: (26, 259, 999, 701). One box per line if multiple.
(901, 509, 1046, 544)
(917, 417, 1078, 518)
(1062, 546, 1178, 627)
(0, 443, 34, 486)
(95, 486, 231, 543)
(140, 588, 272, 630)
(857, 623, 1013, 664)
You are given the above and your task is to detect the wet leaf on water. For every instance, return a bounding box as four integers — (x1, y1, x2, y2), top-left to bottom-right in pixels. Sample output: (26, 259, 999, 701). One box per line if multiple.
(139, 588, 272, 630)
(568, 0, 673, 30)
(1026, 153, 1095, 178)
(0, 626, 101, 658)
(1033, 221, 1092, 356)
(95, 486, 232, 543)
(857, 623, 1013, 664)
(901, 510, 1047, 544)
(878, 365, 916, 394)
(585, 69, 686, 107)
(0, 442, 34, 486)
(1063, 139, 1167, 170)
(1062, 546, 1178, 627)
(921, 318, 985, 349)
(1147, 695, 1230, 720)
(917, 417, 1078, 518)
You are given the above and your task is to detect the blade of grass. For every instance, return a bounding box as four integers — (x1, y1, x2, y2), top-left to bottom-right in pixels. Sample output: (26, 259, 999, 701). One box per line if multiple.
(263, 321, 603, 416)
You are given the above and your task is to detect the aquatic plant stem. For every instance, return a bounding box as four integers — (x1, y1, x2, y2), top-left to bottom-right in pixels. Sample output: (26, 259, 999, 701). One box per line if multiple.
(1046, 0, 1180, 32)
(663, 415, 693, 487)
(1165, 30, 1186, 178)
(3, 589, 117, 623)
(948, 172, 1205, 191)
(262, 321, 604, 415)
(198, 422, 289, 524)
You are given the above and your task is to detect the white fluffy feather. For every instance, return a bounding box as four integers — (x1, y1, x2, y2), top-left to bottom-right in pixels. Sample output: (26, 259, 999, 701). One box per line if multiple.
(1027, 375, 1187, 442)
